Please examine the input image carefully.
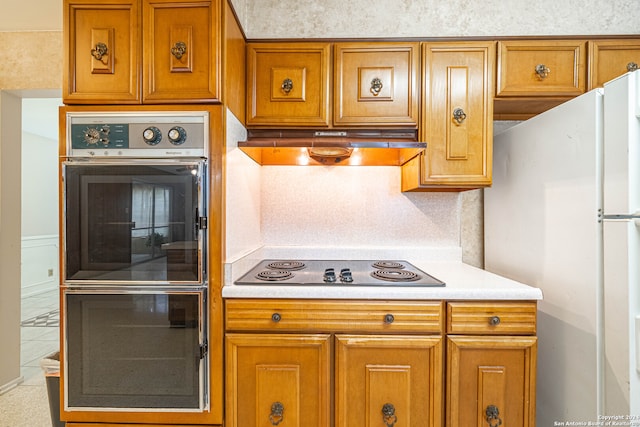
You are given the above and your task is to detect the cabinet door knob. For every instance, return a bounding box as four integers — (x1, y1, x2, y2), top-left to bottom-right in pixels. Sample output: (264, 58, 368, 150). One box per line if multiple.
(90, 42, 108, 61)
(281, 78, 293, 94)
(535, 64, 551, 79)
(382, 403, 398, 427)
(489, 316, 501, 326)
(271, 312, 282, 323)
(485, 404, 503, 427)
(384, 313, 395, 324)
(627, 62, 639, 72)
(171, 41, 187, 60)
(370, 77, 383, 96)
(269, 401, 284, 426)
(452, 107, 467, 125)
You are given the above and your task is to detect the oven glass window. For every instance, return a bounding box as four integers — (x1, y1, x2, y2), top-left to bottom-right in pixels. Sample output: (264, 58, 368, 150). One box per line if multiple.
(65, 292, 205, 410)
(64, 163, 205, 283)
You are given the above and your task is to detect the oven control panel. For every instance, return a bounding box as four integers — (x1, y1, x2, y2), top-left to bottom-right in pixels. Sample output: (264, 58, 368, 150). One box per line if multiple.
(66, 112, 208, 157)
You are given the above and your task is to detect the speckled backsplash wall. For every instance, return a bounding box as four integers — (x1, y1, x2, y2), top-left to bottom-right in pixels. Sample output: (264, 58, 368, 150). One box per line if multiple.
(231, 0, 639, 39)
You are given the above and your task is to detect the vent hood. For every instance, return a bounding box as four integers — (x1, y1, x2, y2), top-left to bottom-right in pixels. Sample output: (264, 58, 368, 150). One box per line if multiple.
(238, 129, 426, 166)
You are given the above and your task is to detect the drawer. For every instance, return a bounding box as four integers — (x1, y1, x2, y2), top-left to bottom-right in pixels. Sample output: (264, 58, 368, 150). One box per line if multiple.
(497, 40, 586, 97)
(446, 301, 536, 335)
(225, 299, 444, 334)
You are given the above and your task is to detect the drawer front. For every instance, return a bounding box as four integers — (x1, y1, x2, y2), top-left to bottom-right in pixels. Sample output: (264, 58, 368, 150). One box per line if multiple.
(447, 301, 536, 335)
(497, 40, 586, 97)
(225, 299, 443, 334)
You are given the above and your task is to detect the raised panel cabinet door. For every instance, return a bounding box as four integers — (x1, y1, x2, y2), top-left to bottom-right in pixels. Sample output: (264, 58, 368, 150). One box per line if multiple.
(143, 0, 220, 103)
(247, 43, 331, 127)
(225, 333, 331, 427)
(335, 335, 443, 427)
(497, 40, 587, 97)
(64, 0, 141, 104)
(588, 39, 640, 90)
(416, 42, 494, 189)
(446, 336, 537, 427)
(334, 42, 420, 126)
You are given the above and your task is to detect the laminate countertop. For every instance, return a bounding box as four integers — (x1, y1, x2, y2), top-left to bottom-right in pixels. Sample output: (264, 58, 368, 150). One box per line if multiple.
(222, 246, 542, 301)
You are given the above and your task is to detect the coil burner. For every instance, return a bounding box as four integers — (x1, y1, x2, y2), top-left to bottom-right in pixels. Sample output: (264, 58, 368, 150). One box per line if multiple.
(372, 261, 405, 270)
(371, 269, 422, 282)
(255, 270, 295, 281)
(266, 261, 306, 271)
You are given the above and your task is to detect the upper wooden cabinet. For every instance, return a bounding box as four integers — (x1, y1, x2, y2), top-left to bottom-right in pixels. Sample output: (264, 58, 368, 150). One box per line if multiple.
(402, 41, 495, 191)
(494, 40, 586, 119)
(588, 39, 640, 89)
(245, 42, 419, 128)
(334, 42, 420, 126)
(64, 0, 221, 104)
(246, 42, 331, 127)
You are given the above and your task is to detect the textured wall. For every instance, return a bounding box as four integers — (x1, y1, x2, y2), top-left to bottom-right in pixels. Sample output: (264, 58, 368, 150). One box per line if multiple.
(0, 32, 62, 90)
(232, 0, 640, 39)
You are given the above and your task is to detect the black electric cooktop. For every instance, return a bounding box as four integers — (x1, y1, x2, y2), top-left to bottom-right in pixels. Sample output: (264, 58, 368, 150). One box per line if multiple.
(234, 260, 445, 287)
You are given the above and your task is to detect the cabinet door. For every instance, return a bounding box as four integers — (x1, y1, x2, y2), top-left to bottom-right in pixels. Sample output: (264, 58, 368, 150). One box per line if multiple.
(226, 333, 331, 427)
(496, 40, 586, 97)
(447, 336, 537, 427)
(588, 39, 640, 89)
(143, 0, 220, 103)
(402, 42, 494, 191)
(247, 43, 331, 127)
(334, 42, 419, 126)
(64, 0, 140, 104)
(335, 335, 443, 427)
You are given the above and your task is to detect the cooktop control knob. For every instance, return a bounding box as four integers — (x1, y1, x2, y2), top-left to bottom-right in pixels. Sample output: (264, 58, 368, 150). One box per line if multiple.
(339, 268, 354, 283)
(323, 268, 336, 283)
(168, 126, 187, 145)
(142, 126, 162, 146)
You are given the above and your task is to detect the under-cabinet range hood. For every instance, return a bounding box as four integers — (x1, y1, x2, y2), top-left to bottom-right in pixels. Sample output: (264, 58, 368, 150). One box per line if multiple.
(238, 129, 426, 166)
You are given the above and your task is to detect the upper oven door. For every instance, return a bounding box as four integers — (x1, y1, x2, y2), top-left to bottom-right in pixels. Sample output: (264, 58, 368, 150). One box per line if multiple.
(63, 160, 207, 285)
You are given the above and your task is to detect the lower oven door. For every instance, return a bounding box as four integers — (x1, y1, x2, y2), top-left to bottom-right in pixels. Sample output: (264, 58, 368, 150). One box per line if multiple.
(63, 288, 208, 412)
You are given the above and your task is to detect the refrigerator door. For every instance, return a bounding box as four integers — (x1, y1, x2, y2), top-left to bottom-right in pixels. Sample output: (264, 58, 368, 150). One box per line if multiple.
(602, 70, 640, 416)
(485, 89, 604, 425)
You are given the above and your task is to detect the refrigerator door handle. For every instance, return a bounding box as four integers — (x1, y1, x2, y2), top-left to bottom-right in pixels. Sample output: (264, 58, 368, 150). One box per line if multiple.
(599, 211, 640, 223)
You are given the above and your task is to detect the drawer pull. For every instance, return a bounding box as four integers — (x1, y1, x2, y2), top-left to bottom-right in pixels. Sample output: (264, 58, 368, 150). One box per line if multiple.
(384, 313, 395, 324)
(171, 41, 187, 60)
(370, 77, 383, 96)
(535, 63, 551, 79)
(271, 312, 282, 323)
(489, 316, 501, 326)
(281, 78, 293, 94)
(627, 62, 639, 72)
(90, 42, 108, 61)
(269, 401, 284, 426)
(382, 403, 397, 427)
(452, 107, 467, 125)
(485, 405, 503, 427)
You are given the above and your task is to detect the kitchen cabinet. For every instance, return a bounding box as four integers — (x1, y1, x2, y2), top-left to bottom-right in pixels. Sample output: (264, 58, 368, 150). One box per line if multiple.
(64, 0, 220, 104)
(494, 39, 587, 119)
(402, 42, 494, 191)
(225, 299, 444, 427)
(334, 42, 420, 127)
(245, 42, 419, 128)
(588, 39, 640, 89)
(445, 302, 537, 427)
(246, 42, 331, 127)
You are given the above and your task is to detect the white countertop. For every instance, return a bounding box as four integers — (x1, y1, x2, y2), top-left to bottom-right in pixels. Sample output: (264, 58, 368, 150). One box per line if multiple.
(222, 246, 543, 301)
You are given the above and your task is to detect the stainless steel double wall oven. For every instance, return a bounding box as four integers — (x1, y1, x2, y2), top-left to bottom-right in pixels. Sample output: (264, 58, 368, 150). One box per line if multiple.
(61, 109, 211, 415)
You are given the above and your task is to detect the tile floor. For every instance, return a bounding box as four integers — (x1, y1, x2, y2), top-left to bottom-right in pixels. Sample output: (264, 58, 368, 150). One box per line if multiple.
(19, 289, 60, 384)
(0, 288, 59, 426)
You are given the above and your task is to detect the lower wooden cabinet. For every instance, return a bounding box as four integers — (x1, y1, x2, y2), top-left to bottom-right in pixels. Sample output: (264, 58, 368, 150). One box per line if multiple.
(446, 336, 537, 427)
(224, 299, 537, 427)
(225, 334, 331, 427)
(336, 335, 443, 427)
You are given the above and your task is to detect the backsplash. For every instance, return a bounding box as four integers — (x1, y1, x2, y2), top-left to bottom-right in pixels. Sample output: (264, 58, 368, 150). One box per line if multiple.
(225, 110, 461, 262)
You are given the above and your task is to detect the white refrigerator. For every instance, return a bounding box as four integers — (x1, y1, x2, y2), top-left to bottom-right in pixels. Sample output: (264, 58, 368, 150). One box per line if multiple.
(484, 70, 640, 425)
